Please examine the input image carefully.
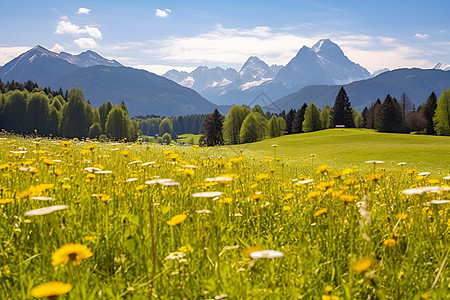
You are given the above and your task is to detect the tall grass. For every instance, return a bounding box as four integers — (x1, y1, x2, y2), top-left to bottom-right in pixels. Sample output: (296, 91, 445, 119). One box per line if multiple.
(0, 134, 448, 299)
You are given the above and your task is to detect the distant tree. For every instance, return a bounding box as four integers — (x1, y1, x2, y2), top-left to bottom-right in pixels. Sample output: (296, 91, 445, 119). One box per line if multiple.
(3, 90, 27, 133)
(331, 87, 354, 127)
(399, 92, 414, 120)
(433, 88, 450, 135)
(159, 117, 174, 137)
(269, 115, 286, 138)
(405, 112, 427, 133)
(27, 92, 51, 135)
(162, 132, 172, 144)
(89, 122, 102, 139)
(302, 103, 322, 133)
(320, 106, 332, 129)
(223, 105, 249, 144)
(364, 99, 381, 129)
(60, 88, 90, 138)
(105, 107, 126, 140)
(252, 105, 269, 138)
(292, 103, 308, 134)
(352, 108, 364, 128)
(284, 109, 296, 134)
(98, 101, 113, 133)
(420, 92, 438, 135)
(201, 109, 224, 146)
(240, 112, 261, 143)
(375, 94, 404, 133)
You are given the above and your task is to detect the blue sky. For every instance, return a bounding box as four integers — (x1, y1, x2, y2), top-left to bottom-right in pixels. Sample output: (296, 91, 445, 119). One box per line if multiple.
(0, 0, 449, 74)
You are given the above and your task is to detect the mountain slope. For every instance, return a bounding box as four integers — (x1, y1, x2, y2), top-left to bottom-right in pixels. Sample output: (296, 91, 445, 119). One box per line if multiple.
(58, 50, 122, 68)
(199, 39, 371, 106)
(58, 66, 218, 116)
(272, 68, 450, 112)
(0, 46, 80, 87)
(433, 62, 450, 71)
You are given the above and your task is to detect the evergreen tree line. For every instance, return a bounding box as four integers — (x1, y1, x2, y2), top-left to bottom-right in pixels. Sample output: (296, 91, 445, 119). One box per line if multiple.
(362, 89, 450, 135)
(200, 87, 450, 146)
(0, 78, 69, 100)
(135, 114, 205, 137)
(0, 82, 139, 141)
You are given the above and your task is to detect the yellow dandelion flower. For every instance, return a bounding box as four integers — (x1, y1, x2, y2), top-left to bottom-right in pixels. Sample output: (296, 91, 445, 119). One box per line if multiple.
(314, 208, 328, 217)
(136, 184, 147, 191)
(62, 184, 71, 190)
(61, 141, 71, 147)
(192, 145, 199, 149)
(120, 150, 130, 156)
(168, 153, 179, 161)
(406, 168, 417, 174)
(51, 243, 93, 266)
(0, 198, 14, 204)
(31, 281, 72, 298)
(351, 257, 372, 274)
(342, 168, 354, 175)
(80, 149, 92, 155)
(396, 212, 408, 220)
(384, 239, 396, 247)
(367, 174, 382, 181)
(339, 194, 357, 202)
(54, 168, 62, 176)
(428, 179, 439, 184)
(316, 165, 329, 173)
(222, 197, 233, 204)
(167, 214, 187, 226)
(322, 295, 339, 300)
(282, 193, 294, 201)
(255, 173, 269, 181)
(43, 158, 55, 165)
(184, 168, 195, 177)
(229, 157, 244, 164)
(282, 205, 291, 211)
(324, 286, 333, 293)
(307, 191, 321, 199)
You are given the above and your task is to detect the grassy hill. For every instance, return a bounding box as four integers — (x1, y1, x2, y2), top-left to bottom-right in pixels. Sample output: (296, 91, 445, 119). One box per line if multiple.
(226, 129, 450, 171)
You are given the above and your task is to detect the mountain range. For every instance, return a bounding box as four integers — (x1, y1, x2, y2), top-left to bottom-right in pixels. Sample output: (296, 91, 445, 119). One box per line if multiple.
(0, 46, 217, 116)
(271, 68, 450, 112)
(163, 39, 372, 105)
(0, 42, 449, 117)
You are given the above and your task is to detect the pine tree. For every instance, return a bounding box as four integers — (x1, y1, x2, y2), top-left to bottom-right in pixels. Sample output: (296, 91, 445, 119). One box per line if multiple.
(364, 99, 381, 129)
(201, 109, 224, 146)
(284, 109, 296, 134)
(331, 87, 354, 127)
(420, 92, 438, 135)
(433, 88, 450, 135)
(292, 103, 307, 133)
(375, 94, 404, 133)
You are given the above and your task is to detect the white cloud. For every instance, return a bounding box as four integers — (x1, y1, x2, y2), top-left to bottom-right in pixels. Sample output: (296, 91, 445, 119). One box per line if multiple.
(133, 64, 196, 75)
(155, 9, 171, 18)
(150, 24, 319, 67)
(50, 43, 64, 53)
(0, 46, 31, 65)
(76, 7, 91, 15)
(414, 33, 429, 39)
(55, 20, 102, 39)
(74, 38, 98, 49)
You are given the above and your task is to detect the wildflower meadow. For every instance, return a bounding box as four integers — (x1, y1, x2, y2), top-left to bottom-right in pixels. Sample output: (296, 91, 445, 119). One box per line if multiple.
(0, 134, 449, 299)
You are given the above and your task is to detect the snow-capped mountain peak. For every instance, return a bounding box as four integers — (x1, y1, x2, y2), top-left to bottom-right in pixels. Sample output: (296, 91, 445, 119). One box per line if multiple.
(433, 62, 450, 71)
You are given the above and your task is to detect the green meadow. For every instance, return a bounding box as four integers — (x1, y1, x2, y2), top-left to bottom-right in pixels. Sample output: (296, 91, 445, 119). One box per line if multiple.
(0, 130, 448, 299)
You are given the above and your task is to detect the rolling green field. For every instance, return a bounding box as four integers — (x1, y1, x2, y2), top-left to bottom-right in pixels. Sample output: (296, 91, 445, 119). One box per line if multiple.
(0, 131, 449, 299)
(233, 129, 450, 171)
(177, 134, 202, 145)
